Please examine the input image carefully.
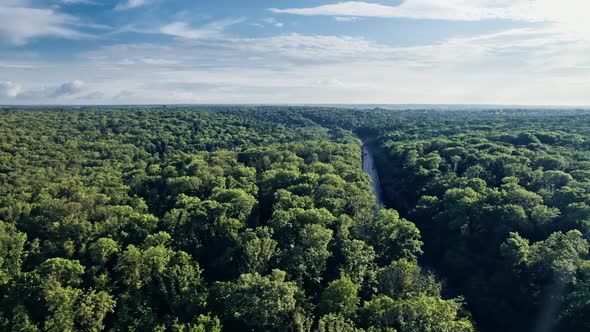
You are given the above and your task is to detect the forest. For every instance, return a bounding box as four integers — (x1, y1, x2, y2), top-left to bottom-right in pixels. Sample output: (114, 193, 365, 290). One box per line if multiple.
(0, 106, 588, 331)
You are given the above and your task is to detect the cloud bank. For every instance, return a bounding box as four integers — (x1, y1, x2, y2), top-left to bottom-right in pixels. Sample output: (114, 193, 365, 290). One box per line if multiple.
(1, 1, 590, 105)
(2, 22, 586, 105)
(270, 0, 590, 36)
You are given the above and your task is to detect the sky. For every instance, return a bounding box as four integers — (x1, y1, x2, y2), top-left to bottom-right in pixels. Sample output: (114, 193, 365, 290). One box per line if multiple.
(1, 0, 590, 105)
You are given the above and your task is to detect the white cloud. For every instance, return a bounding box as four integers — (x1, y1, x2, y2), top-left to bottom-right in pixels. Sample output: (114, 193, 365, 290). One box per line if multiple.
(3, 55, 589, 105)
(0, 81, 23, 98)
(3, 9, 590, 106)
(262, 18, 284, 28)
(269, 1, 529, 21)
(60, 0, 99, 5)
(115, 0, 145, 10)
(270, 0, 590, 37)
(334, 16, 361, 22)
(140, 58, 178, 65)
(0, 3, 89, 44)
(160, 18, 245, 40)
(115, 0, 149, 10)
(47, 25, 583, 105)
(81, 34, 403, 66)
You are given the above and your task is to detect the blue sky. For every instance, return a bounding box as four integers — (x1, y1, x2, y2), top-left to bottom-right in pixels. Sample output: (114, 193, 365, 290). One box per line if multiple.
(1, 0, 589, 105)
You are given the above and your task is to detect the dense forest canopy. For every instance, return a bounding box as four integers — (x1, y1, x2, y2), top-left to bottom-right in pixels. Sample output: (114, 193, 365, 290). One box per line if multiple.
(0, 106, 589, 331)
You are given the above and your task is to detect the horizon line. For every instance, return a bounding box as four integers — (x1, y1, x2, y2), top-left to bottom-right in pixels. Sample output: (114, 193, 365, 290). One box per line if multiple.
(2, 103, 590, 109)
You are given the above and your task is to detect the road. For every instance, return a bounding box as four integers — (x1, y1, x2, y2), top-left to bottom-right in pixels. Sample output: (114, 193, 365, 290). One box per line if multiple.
(362, 143, 384, 207)
(361, 141, 458, 300)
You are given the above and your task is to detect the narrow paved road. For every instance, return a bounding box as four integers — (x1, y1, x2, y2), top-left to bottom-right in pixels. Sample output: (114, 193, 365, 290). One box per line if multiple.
(362, 144, 384, 207)
(361, 141, 460, 303)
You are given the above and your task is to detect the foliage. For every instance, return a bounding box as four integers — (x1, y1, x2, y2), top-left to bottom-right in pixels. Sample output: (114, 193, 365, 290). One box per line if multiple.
(11, 106, 587, 330)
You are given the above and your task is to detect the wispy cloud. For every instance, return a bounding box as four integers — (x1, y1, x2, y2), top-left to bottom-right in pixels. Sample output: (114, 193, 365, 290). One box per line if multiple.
(80, 22, 590, 73)
(2, 2, 590, 105)
(62, 22, 590, 105)
(60, 0, 100, 5)
(0, 3, 89, 45)
(115, 0, 150, 11)
(262, 18, 284, 28)
(160, 18, 245, 40)
(269, 1, 530, 21)
(334, 16, 361, 22)
(269, 0, 590, 50)
(270, 0, 590, 35)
